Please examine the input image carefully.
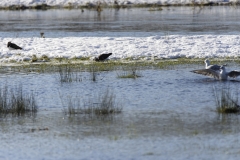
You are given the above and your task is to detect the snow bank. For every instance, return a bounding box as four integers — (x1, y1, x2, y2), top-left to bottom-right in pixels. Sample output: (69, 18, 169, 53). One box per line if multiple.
(1, 35, 240, 62)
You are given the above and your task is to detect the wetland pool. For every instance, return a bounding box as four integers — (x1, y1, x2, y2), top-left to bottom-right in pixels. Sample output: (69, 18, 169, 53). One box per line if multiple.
(1, 65, 240, 159)
(1, 4, 240, 159)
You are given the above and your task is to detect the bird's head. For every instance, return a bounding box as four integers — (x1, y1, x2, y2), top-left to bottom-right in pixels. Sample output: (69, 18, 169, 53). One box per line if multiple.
(220, 65, 225, 70)
(204, 59, 210, 64)
(7, 42, 11, 47)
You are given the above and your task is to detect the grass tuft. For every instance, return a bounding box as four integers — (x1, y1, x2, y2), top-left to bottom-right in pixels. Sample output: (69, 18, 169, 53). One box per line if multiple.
(57, 64, 82, 83)
(93, 89, 122, 115)
(62, 89, 122, 117)
(58, 64, 73, 83)
(117, 63, 141, 79)
(214, 85, 240, 114)
(0, 85, 37, 116)
(89, 62, 99, 82)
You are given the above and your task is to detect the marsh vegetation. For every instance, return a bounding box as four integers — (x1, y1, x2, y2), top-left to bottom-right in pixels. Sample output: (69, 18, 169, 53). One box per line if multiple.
(1, 62, 240, 159)
(214, 85, 240, 114)
(0, 85, 37, 116)
(57, 64, 82, 83)
(62, 88, 122, 117)
(5, 57, 234, 73)
(117, 63, 142, 79)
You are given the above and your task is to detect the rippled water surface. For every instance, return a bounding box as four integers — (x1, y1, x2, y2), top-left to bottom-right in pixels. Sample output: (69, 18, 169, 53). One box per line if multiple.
(1, 6, 240, 37)
(1, 66, 240, 118)
(1, 66, 240, 159)
(2, 6, 240, 159)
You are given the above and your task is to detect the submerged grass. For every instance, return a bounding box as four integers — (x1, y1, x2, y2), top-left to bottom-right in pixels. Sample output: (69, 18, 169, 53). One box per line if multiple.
(89, 62, 98, 82)
(213, 85, 240, 114)
(57, 64, 82, 83)
(58, 64, 73, 83)
(117, 63, 142, 79)
(0, 85, 37, 116)
(62, 89, 122, 117)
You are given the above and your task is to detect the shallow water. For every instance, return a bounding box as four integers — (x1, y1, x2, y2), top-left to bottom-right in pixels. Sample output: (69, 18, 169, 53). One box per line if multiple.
(1, 6, 240, 37)
(2, 6, 240, 159)
(1, 66, 240, 159)
(1, 65, 240, 114)
(0, 66, 240, 125)
(0, 67, 224, 110)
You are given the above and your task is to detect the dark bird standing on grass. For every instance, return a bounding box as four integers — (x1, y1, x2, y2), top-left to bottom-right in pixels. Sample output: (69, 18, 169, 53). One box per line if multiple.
(94, 53, 112, 62)
(7, 42, 22, 50)
(191, 66, 240, 80)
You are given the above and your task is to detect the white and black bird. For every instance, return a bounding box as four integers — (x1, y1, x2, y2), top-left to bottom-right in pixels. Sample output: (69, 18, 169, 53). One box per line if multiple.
(7, 42, 22, 50)
(191, 66, 240, 80)
(94, 53, 112, 62)
(204, 59, 226, 71)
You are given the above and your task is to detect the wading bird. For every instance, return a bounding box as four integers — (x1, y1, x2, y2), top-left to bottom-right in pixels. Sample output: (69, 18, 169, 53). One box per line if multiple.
(191, 66, 240, 80)
(204, 59, 226, 71)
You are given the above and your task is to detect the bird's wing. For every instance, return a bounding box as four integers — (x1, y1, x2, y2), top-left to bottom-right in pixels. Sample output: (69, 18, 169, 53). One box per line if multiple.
(15, 44, 22, 49)
(206, 65, 221, 71)
(228, 71, 240, 78)
(191, 69, 219, 79)
(11, 43, 22, 49)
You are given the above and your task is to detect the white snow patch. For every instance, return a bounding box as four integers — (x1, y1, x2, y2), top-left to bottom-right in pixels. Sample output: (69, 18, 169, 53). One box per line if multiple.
(1, 35, 240, 62)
